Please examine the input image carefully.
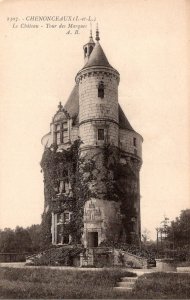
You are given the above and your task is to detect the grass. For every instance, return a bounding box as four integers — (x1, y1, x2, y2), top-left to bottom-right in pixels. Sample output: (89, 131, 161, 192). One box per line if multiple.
(0, 267, 190, 299)
(177, 261, 190, 267)
(0, 267, 135, 299)
(131, 272, 190, 299)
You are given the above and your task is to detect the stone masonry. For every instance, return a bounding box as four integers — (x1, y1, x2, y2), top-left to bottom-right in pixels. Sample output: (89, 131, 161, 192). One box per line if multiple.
(41, 27, 143, 248)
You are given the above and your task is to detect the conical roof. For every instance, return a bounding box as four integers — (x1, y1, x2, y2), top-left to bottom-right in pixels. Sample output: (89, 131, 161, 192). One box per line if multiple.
(64, 84, 79, 118)
(64, 84, 134, 131)
(83, 42, 113, 69)
(118, 105, 134, 131)
(64, 85, 79, 124)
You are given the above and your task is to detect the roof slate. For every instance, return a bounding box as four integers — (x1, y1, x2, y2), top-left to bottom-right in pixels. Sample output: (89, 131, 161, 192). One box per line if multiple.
(83, 42, 113, 69)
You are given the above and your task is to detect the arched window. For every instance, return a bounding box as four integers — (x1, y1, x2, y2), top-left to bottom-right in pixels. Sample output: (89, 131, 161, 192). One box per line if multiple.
(98, 81, 104, 98)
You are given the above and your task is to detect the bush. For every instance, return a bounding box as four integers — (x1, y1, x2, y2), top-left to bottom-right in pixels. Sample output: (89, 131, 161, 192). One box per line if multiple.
(26, 245, 84, 266)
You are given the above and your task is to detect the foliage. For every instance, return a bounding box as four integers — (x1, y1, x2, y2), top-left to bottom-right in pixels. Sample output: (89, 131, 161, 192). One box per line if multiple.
(40, 211, 52, 247)
(26, 224, 41, 252)
(0, 225, 41, 253)
(40, 139, 141, 246)
(99, 240, 155, 259)
(156, 210, 190, 260)
(0, 228, 17, 253)
(40, 139, 82, 245)
(26, 245, 84, 266)
(167, 209, 190, 248)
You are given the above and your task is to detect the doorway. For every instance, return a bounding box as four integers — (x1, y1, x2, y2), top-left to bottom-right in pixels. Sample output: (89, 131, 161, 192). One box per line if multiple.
(87, 232, 98, 247)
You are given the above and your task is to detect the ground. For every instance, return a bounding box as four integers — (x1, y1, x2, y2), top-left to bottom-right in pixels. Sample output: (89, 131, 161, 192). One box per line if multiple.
(0, 264, 190, 299)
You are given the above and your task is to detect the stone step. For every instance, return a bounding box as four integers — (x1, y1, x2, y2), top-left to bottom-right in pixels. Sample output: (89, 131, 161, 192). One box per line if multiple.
(117, 281, 135, 288)
(121, 277, 138, 282)
(114, 286, 133, 291)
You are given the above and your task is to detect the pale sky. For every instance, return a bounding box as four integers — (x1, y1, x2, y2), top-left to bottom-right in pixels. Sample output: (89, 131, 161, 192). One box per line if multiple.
(0, 0, 189, 240)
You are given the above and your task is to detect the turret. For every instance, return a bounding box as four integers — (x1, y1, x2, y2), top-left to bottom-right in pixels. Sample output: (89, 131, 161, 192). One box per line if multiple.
(76, 28, 120, 150)
(83, 27, 95, 64)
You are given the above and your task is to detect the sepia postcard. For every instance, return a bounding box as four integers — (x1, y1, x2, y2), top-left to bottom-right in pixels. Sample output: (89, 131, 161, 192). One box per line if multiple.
(0, 0, 189, 299)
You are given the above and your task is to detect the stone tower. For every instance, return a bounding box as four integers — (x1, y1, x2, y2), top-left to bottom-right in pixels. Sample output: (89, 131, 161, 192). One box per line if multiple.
(41, 28, 143, 247)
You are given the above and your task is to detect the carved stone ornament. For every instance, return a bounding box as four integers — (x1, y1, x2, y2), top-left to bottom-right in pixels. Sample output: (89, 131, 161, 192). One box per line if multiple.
(53, 102, 70, 122)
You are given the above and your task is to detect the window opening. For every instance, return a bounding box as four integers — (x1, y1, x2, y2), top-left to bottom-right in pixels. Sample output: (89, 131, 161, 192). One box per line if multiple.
(56, 132, 61, 144)
(98, 81, 104, 98)
(64, 212, 70, 224)
(98, 129, 105, 141)
(55, 121, 68, 144)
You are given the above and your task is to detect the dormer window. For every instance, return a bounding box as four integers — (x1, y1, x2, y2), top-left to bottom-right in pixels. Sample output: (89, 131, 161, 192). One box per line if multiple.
(56, 124, 61, 131)
(55, 121, 68, 145)
(56, 132, 61, 144)
(98, 81, 104, 98)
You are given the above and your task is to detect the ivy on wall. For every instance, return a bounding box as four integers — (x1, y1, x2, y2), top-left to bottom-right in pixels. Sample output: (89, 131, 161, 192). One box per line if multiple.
(40, 139, 141, 247)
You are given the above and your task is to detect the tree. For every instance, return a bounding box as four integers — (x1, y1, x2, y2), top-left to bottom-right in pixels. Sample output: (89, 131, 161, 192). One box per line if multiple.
(15, 226, 32, 253)
(26, 224, 41, 252)
(0, 225, 42, 253)
(141, 228, 151, 243)
(0, 228, 17, 252)
(167, 209, 190, 249)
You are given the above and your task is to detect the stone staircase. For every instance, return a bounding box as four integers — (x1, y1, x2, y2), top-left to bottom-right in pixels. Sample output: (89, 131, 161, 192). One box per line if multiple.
(114, 276, 138, 292)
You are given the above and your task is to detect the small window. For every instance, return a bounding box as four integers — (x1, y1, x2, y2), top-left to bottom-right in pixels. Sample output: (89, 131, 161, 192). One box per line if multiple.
(60, 132, 63, 144)
(56, 124, 61, 131)
(133, 137, 137, 147)
(98, 129, 104, 141)
(64, 212, 70, 224)
(56, 132, 61, 144)
(55, 122, 68, 144)
(57, 213, 63, 224)
(134, 149, 137, 156)
(59, 180, 65, 194)
(63, 122, 68, 131)
(98, 81, 104, 98)
(63, 235, 69, 244)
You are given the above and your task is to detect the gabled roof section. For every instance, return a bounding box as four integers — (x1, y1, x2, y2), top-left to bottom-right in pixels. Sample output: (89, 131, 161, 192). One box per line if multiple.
(83, 42, 113, 69)
(63, 85, 134, 131)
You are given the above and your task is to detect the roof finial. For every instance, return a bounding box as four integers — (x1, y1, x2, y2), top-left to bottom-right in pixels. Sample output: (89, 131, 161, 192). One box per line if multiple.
(58, 101, 63, 111)
(88, 22, 94, 43)
(95, 23, 100, 42)
(90, 22, 92, 38)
